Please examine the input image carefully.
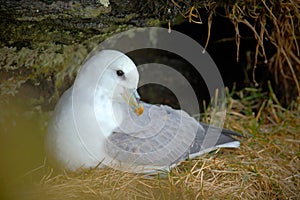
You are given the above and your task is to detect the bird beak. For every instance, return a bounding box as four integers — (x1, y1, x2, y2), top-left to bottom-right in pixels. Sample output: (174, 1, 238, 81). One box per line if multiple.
(121, 88, 144, 116)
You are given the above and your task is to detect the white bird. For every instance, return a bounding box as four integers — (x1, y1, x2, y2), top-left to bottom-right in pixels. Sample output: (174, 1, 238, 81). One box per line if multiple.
(46, 50, 241, 173)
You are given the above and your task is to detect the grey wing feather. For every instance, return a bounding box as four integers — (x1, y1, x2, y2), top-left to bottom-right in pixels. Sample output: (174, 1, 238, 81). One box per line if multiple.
(199, 122, 244, 138)
(106, 102, 242, 168)
(188, 123, 241, 157)
(106, 103, 199, 166)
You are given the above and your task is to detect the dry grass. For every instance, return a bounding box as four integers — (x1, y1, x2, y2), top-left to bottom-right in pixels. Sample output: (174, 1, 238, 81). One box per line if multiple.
(14, 87, 299, 200)
(226, 0, 300, 103)
(170, 0, 300, 103)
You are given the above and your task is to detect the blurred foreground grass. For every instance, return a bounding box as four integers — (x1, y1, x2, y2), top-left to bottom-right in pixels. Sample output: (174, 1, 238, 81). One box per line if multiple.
(0, 87, 299, 200)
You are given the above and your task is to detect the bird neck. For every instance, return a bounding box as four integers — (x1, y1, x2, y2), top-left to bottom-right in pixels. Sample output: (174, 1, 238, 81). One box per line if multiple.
(94, 87, 125, 137)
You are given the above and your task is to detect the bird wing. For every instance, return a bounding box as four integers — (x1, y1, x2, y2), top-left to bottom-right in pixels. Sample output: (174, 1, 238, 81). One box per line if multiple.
(106, 103, 199, 167)
(105, 103, 240, 171)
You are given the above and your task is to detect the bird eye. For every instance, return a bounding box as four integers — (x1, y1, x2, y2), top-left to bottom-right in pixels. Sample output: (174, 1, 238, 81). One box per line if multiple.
(116, 70, 124, 77)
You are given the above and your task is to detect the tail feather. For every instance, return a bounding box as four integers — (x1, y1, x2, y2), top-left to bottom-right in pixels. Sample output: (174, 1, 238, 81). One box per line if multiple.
(187, 122, 243, 159)
(199, 122, 244, 138)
